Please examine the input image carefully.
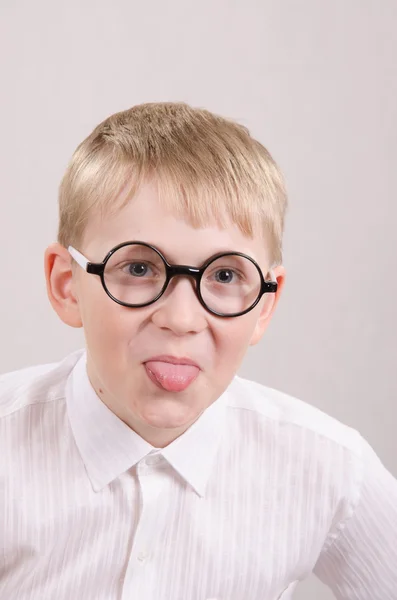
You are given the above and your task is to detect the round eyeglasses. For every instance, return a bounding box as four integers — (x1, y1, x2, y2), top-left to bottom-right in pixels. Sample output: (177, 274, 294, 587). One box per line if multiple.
(68, 241, 278, 318)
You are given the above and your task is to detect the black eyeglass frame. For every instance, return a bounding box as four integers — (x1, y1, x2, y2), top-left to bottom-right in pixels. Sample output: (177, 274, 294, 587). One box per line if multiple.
(68, 240, 278, 318)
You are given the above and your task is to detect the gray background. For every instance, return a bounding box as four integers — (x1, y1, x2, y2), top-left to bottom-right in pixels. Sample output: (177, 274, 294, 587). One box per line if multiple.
(1, 1, 396, 598)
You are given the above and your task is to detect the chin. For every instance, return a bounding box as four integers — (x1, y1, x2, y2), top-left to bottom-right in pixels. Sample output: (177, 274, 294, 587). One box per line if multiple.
(139, 399, 202, 428)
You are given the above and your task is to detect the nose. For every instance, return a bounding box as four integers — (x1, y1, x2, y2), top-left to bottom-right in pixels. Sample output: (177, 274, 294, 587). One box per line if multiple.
(151, 276, 208, 335)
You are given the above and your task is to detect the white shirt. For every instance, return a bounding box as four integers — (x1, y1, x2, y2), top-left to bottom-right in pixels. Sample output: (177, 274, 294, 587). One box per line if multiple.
(1, 349, 396, 600)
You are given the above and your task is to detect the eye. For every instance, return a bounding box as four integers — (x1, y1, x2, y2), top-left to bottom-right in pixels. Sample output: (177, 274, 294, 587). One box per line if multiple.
(124, 262, 151, 277)
(213, 269, 238, 284)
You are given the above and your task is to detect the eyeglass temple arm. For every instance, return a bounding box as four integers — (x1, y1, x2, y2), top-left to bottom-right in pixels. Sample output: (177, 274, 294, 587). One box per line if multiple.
(68, 246, 89, 271)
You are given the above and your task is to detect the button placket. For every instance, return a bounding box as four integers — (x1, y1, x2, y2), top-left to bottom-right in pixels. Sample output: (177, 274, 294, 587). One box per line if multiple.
(121, 460, 170, 599)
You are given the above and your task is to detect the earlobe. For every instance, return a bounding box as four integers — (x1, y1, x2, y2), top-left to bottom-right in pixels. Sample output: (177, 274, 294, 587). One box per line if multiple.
(249, 265, 286, 346)
(44, 243, 83, 328)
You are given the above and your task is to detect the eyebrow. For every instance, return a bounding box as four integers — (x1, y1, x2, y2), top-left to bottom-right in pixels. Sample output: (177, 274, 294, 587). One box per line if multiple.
(106, 240, 249, 265)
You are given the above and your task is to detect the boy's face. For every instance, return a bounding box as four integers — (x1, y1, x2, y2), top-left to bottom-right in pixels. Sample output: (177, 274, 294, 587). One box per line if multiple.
(48, 180, 285, 446)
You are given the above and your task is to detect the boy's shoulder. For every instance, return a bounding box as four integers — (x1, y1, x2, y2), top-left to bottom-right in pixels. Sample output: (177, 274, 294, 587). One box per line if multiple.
(227, 374, 362, 456)
(0, 349, 84, 418)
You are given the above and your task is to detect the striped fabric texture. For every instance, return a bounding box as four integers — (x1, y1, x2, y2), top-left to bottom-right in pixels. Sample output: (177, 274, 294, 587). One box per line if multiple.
(1, 349, 396, 600)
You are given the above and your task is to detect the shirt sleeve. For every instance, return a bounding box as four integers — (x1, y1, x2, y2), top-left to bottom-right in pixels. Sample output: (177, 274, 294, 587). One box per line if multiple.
(313, 433, 397, 599)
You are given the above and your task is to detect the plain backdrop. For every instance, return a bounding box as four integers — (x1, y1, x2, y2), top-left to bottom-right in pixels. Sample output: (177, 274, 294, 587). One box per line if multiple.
(1, 1, 396, 598)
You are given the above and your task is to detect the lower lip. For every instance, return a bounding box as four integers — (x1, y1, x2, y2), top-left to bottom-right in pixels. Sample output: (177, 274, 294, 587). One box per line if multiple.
(144, 361, 200, 392)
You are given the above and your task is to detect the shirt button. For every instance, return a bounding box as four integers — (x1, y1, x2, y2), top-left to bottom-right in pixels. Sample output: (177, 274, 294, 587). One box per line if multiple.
(137, 551, 149, 562)
(144, 454, 162, 466)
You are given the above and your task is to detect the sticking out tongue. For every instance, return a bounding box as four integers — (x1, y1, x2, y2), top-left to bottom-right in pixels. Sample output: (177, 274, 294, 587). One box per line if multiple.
(144, 361, 200, 392)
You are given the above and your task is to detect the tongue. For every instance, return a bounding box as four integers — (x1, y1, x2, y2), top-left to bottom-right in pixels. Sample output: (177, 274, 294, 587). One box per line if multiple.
(145, 361, 199, 392)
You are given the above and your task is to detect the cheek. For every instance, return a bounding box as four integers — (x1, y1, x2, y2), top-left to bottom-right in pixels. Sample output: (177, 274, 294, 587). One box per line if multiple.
(213, 316, 258, 370)
(78, 282, 137, 353)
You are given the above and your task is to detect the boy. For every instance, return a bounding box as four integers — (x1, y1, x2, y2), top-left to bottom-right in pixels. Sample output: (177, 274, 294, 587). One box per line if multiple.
(1, 102, 396, 600)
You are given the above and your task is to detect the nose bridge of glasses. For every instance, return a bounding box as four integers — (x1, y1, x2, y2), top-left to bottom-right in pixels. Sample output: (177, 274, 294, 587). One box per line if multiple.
(163, 265, 202, 302)
(167, 264, 201, 282)
(161, 265, 202, 310)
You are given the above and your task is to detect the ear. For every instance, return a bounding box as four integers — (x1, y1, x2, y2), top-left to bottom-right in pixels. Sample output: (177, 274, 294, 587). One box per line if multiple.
(249, 265, 286, 346)
(44, 242, 83, 328)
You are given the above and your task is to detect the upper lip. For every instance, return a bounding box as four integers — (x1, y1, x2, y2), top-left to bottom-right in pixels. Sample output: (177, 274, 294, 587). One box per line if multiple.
(144, 355, 200, 368)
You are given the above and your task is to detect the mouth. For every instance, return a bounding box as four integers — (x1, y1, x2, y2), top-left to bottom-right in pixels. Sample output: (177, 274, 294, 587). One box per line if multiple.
(143, 355, 200, 392)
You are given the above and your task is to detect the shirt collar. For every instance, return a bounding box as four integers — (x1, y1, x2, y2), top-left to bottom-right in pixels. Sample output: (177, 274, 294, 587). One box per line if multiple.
(65, 351, 227, 497)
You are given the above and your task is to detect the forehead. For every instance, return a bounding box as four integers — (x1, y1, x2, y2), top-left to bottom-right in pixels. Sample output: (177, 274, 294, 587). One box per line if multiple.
(82, 181, 270, 267)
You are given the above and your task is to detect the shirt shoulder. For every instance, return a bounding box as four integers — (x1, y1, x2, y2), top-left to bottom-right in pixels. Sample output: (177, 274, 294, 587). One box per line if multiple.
(0, 349, 85, 418)
(227, 375, 363, 457)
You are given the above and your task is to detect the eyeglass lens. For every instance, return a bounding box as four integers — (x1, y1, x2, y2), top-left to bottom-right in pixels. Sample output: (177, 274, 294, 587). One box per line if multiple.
(103, 244, 262, 315)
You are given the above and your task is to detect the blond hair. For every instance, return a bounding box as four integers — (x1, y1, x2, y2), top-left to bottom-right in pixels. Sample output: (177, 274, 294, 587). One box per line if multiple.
(58, 102, 287, 266)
